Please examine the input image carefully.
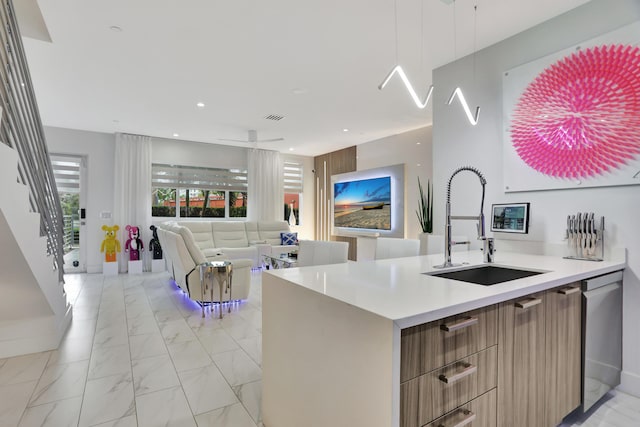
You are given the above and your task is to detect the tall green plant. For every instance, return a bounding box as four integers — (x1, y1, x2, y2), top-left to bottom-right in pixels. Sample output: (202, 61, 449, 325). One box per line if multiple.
(416, 177, 433, 233)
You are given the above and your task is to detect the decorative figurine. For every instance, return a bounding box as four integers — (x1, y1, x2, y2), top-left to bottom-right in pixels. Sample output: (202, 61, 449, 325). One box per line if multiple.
(149, 225, 163, 260)
(100, 225, 121, 262)
(124, 225, 144, 261)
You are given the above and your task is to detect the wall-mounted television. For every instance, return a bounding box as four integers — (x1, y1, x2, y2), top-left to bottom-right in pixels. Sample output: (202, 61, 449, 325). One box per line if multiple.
(333, 176, 391, 230)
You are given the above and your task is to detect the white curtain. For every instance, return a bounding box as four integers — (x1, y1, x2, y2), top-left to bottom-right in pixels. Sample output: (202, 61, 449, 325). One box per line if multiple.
(114, 133, 152, 271)
(247, 148, 283, 221)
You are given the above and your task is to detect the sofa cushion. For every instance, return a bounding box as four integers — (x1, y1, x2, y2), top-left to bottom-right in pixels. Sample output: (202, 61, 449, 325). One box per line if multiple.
(244, 222, 260, 243)
(202, 248, 224, 260)
(180, 222, 215, 251)
(175, 225, 207, 265)
(211, 222, 249, 248)
(258, 221, 291, 246)
(280, 232, 298, 245)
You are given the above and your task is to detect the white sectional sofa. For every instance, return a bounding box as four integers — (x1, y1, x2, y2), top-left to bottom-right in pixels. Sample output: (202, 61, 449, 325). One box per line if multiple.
(176, 220, 297, 267)
(157, 222, 252, 303)
(156, 220, 297, 303)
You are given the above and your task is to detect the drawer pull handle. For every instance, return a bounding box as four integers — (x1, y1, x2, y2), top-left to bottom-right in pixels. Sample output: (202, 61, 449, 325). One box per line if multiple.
(558, 286, 580, 295)
(515, 298, 542, 309)
(440, 316, 478, 332)
(437, 409, 476, 427)
(438, 362, 477, 384)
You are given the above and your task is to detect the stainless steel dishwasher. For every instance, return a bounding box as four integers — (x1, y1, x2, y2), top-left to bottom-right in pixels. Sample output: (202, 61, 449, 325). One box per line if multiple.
(582, 270, 623, 412)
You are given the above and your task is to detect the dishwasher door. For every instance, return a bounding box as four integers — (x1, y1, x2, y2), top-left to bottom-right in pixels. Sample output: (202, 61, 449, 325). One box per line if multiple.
(582, 270, 623, 413)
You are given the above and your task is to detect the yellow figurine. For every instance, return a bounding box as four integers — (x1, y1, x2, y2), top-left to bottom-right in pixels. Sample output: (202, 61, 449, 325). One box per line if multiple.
(100, 225, 121, 262)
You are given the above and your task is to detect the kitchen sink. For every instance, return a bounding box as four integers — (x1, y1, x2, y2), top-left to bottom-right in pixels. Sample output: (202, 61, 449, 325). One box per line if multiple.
(425, 265, 544, 286)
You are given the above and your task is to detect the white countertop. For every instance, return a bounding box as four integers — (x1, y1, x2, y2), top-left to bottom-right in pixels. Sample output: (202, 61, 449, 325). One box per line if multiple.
(264, 250, 625, 328)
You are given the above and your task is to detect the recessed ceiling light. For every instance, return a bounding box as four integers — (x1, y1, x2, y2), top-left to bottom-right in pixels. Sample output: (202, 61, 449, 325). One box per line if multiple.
(109, 26, 123, 32)
(417, 163, 421, 167)
(416, 142, 421, 145)
(343, 128, 349, 132)
(196, 102, 205, 108)
(289, 147, 294, 151)
(173, 133, 179, 137)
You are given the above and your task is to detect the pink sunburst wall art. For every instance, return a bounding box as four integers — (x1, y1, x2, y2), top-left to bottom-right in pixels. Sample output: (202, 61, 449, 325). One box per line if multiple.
(503, 22, 640, 192)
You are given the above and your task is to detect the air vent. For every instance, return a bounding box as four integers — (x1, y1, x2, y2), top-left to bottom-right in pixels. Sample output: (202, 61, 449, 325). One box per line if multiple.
(264, 114, 285, 121)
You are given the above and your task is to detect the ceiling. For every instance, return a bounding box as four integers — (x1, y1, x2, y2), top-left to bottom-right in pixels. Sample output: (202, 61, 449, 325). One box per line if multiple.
(20, 0, 590, 157)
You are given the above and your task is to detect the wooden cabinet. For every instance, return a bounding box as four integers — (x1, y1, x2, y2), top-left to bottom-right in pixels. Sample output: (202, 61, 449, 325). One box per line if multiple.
(544, 283, 582, 426)
(425, 389, 497, 427)
(418, 346, 497, 425)
(402, 346, 497, 427)
(400, 305, 497, 427)
(401, 283, 582, 427)
(401, 305, 498, 382)
(497, 293, 546, 427)
(497, 284, 582, 427)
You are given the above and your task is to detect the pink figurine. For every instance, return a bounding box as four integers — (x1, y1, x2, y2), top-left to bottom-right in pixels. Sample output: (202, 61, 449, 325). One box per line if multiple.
(124, 225, 144, 261)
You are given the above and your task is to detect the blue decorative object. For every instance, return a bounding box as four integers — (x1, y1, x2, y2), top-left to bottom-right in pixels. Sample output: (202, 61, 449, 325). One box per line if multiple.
(280, 232, 298, 246)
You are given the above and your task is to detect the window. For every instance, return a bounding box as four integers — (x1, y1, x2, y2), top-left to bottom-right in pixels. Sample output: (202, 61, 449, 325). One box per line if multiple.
(152, 188, 176, 217)
(179, 189, 225, 218)
(283, 160, 303, 225)
(229, 191, 247, 218)
(152, 164, 247, 219)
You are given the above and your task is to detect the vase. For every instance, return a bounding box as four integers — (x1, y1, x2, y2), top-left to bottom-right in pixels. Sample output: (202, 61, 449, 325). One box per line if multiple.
(419, 232, 430, 255)
(288, 203, 296, 226)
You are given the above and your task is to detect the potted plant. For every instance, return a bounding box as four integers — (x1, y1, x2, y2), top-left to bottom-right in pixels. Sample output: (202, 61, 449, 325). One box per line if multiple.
(416, 177, 433, 255)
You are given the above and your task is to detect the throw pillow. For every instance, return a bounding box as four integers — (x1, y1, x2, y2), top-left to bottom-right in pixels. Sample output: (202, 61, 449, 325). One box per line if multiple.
(280, 232, 298, 246)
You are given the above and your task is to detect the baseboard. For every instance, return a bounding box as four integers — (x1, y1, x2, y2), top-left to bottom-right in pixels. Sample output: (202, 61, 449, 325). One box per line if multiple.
(618, 370, 640, 398)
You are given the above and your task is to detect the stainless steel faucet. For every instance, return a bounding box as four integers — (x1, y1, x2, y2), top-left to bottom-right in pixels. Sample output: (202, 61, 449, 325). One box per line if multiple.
(435, 166, 494, 268)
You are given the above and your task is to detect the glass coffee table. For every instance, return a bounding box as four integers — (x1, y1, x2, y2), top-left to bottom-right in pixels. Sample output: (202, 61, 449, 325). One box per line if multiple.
(262, 254, 297, 269)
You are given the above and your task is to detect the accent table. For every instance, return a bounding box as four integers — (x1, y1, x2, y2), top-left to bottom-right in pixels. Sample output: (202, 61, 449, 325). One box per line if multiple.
(199, 260, 233, 319)
(262, 254, 297, 269)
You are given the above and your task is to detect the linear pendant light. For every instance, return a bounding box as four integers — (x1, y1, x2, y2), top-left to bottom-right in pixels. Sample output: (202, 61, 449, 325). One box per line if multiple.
(378, 0, 433, 109)
(447, 87, 480, 125)
(446, 1, 480, 126)
(378, 0, 480, 126)
(379, 65, 434, 109)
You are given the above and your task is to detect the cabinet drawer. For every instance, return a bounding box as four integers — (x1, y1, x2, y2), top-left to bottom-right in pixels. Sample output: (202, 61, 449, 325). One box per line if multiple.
(424, 388, 497, 427)
(419, 346, 497, 425)
(401, 346, 497, 427)
(401, 305, 498, 382)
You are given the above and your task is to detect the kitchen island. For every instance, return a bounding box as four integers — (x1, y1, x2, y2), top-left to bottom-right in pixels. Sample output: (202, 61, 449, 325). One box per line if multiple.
(262, 250, 625, 427)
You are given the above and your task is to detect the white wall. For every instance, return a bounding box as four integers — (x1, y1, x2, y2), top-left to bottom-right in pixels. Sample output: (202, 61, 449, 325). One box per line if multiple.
(432, 0, 640, 396)
(357, 126, 432, 239)
(45, 126, 115, 273)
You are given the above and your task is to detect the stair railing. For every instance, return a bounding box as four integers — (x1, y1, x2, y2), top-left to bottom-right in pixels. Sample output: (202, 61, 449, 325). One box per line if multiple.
(0, 0, 66, 283)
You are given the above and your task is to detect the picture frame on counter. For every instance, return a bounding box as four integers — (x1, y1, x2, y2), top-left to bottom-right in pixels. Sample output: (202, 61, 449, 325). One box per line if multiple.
(491, 202, 530, 234)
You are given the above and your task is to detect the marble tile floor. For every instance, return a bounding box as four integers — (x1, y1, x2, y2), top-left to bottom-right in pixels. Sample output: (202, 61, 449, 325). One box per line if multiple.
(0, 270, 638, 427)
(0, 271, 264, 427)
(561, 390, 640, 427)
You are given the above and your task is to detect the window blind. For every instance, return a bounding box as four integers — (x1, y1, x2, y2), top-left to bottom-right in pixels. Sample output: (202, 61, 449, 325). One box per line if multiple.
(283, 160, 303, 193)
(152, 164, 247, 192)
(50, 155, 81, 193)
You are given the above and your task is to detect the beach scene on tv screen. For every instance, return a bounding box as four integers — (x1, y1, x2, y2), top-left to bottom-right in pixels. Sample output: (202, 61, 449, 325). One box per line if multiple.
(334, 176, 391, 230)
